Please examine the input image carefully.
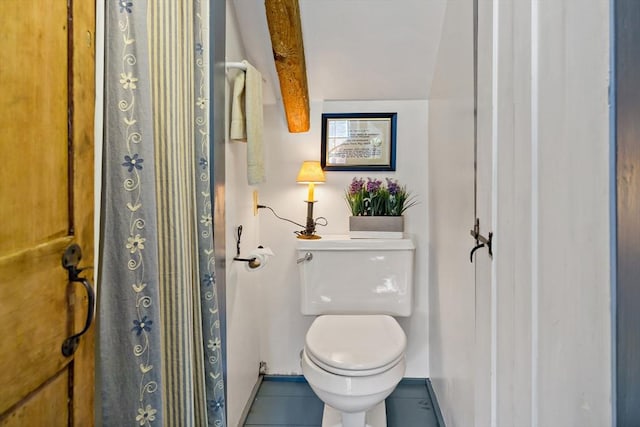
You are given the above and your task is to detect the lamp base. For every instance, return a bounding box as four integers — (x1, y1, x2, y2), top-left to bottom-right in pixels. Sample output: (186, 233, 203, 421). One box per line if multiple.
(296, 234, 321, 240)
(296, 200, 321, 240)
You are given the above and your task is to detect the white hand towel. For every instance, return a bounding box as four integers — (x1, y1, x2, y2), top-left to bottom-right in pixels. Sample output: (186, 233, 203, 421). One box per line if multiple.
(244, 60, 265, 185)
(230, 71, 246, 140)
(229, 60, 265, 185)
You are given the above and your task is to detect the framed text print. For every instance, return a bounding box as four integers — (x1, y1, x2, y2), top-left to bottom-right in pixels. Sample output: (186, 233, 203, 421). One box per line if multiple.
(321, 112, 397, 171)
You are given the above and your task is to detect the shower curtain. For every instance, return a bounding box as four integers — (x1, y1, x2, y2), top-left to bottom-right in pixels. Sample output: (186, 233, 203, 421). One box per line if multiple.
(98, 0, 226, 426)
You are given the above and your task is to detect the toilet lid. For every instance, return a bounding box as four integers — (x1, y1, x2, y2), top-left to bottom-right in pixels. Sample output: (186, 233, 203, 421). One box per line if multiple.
(305, 315, 407, 373)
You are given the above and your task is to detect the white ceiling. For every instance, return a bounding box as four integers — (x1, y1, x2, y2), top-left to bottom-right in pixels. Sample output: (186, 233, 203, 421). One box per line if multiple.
(232, 0, 448, 104)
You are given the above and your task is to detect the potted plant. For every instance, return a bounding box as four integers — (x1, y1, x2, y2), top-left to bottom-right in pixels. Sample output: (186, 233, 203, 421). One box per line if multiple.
(345, 177, 417, 238)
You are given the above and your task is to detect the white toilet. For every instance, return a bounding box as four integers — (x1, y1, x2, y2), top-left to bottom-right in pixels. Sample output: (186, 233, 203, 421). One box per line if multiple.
(297, 235, 415, 427)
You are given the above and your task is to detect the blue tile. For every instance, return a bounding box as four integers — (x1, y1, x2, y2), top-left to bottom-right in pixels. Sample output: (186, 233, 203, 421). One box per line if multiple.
(388, 379, 429, 399)
(258, 380, 317, 397)
(386, 398, 439, 427)
(244, 395, 323, 426)
(399, 378, 430, 386)
(263, 375, 308, 383)
(243, 376, 442, 427)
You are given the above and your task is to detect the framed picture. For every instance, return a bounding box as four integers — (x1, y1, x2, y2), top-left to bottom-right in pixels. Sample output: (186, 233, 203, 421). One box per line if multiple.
(321, 112, 397, 171)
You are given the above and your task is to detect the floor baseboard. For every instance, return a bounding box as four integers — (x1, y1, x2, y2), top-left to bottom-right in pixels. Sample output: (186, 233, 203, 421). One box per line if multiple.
(237, 374, 264, 427)
(426, 378, 446, 427)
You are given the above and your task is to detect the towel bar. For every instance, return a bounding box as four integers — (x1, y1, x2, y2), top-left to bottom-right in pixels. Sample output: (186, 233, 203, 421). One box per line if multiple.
(226, 61, 247, 71)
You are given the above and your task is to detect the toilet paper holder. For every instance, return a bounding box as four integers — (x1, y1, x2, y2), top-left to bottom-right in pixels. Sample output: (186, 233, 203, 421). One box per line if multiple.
(233, 225, 266, 269)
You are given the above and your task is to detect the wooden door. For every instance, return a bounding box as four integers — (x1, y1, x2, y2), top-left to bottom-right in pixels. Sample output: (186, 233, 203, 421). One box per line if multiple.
(0, 0, 95, 426)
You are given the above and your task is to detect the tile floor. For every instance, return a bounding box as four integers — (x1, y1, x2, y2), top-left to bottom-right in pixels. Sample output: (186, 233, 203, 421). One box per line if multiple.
(243, 376, 443, 427)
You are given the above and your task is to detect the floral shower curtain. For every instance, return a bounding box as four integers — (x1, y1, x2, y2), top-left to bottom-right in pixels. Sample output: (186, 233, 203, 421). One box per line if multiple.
(98, 0, 225, 426)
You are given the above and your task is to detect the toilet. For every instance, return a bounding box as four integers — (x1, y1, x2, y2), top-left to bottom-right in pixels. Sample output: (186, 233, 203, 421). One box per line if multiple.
(297, 235, 415, 427)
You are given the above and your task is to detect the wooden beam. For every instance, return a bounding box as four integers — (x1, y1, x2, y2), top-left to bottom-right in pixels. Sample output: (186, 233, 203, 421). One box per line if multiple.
(265, 0, 310, 133)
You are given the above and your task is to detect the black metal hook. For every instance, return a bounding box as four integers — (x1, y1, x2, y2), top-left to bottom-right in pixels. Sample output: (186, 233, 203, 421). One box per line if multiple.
(469, 218, 493, 262)
(236, 225, 247, 257)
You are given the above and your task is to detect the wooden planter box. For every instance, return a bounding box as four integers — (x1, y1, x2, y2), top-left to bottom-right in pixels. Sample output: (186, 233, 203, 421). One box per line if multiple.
(349, 216, 404, 239)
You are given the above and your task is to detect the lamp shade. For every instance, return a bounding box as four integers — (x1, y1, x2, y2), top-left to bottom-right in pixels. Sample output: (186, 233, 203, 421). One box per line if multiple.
(296, 161, 326, 184)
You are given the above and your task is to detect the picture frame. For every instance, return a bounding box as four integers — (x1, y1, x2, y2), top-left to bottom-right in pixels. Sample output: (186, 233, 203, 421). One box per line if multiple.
(321, 112, 397, 171)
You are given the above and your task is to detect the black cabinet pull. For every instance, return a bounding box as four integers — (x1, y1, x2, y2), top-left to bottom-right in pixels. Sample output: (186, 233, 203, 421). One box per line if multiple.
(61, 244, 95, 357)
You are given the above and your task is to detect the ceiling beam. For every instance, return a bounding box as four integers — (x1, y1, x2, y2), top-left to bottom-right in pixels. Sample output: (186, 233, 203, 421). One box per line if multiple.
(264, 0, 310, 133)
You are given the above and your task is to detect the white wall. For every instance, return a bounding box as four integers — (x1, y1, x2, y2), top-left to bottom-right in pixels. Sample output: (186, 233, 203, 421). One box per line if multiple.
(429, 1, 612, 426)
(256, 100, 430, 377)
(531, 1, 611, 425)
(224, 2, 261, 425)
(428, 99, 475, 427)
(427, 1, 476, 425)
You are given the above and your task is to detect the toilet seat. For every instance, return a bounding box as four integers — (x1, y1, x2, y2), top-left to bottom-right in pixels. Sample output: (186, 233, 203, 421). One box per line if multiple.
(304, 315, 407, 377)
(305, 347, 404, 377)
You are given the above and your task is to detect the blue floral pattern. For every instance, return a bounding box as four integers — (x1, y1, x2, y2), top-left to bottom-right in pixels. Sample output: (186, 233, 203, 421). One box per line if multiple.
(115, 3, 160, 424)
(132, 315, 154, 335)
(202, 273, 214, 287)
(119, 0, 133, 14)
(102, 0, 225, 425)
(122, 154, 144, 172)
(194, 0, 226, 425)
(208, 396, 225, 413)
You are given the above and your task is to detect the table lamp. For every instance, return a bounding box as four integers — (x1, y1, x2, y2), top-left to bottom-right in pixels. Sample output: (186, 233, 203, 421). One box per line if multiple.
(296, 160, 326, 239)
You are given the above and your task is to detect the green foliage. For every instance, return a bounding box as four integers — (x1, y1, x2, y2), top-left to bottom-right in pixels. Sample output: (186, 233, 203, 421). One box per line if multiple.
(345, 177, 417, 216)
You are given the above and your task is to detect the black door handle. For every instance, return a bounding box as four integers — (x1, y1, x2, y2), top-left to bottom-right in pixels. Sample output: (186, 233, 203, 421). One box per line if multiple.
(469, 242, 485, 262)
(61, 244, 95, 357)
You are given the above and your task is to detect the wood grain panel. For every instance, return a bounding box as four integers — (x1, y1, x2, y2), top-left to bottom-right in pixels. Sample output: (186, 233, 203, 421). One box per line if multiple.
(69, 0, 96, 424)
(0, 368, 69, 427)
(265, 0, 310, 133)
(0, 0, 95, 424)
(0, 0, 70, 255)
(0, 238, 73, 414)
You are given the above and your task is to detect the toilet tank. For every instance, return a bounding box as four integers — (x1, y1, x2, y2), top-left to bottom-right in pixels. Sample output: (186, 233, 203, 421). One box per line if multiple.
(297, 235, 415, 316)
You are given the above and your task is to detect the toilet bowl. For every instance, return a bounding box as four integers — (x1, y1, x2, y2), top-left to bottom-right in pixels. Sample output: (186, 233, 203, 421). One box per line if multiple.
(297, 236, 415, 427)
(301, 315, 407, 427)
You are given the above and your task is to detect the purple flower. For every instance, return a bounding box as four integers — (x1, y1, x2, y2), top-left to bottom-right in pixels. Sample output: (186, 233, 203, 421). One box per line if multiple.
(366, 178, 382, 193)
(348, 178, 365, 195)
(386, 178, 400, 195)
(346, 176, 416, 216)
